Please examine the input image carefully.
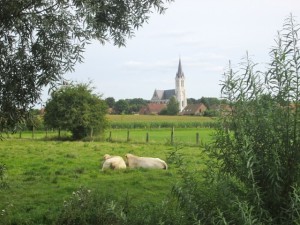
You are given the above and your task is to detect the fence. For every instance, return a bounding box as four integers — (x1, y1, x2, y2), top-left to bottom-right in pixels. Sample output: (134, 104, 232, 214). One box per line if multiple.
(6, 127, 213, 145)
(106, 127, 212, 145)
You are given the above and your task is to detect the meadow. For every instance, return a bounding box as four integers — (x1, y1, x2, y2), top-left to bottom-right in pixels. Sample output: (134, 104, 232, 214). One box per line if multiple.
(0, 115, 215, 224)
(8, 115, 216, 145)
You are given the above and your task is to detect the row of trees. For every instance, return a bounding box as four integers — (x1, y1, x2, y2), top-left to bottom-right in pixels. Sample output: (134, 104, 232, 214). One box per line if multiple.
(104, 96, 224, 115)
(105, 97, 148, 114)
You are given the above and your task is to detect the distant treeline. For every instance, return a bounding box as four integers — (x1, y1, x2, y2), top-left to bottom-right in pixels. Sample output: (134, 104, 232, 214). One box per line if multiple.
(105, 97, 226, 115)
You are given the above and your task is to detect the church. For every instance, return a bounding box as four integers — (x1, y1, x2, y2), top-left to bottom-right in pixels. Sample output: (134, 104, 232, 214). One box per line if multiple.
(150, 58, 187, 112)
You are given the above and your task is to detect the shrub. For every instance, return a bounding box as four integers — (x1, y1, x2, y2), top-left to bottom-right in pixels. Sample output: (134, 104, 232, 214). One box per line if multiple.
(44, 83, 108, 140)
(56, 187, 125, 225)
(56, 186, 187, 225)
(172, 15, 300, 225)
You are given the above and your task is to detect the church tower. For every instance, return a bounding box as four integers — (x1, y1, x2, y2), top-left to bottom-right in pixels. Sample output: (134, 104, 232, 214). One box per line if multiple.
(175, 58, 187, 112)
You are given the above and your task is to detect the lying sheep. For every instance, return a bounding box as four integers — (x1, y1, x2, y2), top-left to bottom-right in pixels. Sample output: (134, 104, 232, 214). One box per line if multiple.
(102, 154, 127, 171)
(125, 153, 168, 170)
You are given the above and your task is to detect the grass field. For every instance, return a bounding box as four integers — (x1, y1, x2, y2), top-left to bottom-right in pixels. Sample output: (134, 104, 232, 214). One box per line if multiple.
(0, 139, 209, 224)
(107, 128, 214, 145)
(107, 114, 217, 129)
(0, 115, 215, 224)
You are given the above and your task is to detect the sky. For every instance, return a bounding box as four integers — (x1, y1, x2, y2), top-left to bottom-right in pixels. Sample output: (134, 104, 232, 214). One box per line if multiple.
(41, 0, 300, 103)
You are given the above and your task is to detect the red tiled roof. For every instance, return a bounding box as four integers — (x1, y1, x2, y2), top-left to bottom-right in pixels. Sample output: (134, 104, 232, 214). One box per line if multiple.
(139, 103, 167, 114)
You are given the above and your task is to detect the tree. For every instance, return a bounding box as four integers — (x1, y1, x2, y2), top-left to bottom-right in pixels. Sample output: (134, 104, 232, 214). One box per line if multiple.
(0, 0, 173, 133)
(165, 96, 179, 115)
(105, 97, 115, 108)
(127, 98, 148, 114)
(187, 98, 197, 105)
(199, 97, 220, 109)
(114, 99, 129, 114)
(44, 83, 108, 140)
(26, 109, 44, 131)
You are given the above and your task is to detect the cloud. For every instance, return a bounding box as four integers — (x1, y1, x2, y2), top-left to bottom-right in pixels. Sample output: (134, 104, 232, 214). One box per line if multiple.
(147, 29, 197, 39)
(122, 60, 174, 71)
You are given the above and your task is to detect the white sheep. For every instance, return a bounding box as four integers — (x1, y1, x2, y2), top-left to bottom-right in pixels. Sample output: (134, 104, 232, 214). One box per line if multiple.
(102, 154, 127, 171)
(125, 153, 168, 170)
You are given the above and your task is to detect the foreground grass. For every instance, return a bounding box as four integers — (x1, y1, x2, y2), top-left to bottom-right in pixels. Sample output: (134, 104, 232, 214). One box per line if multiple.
(0, 139, 207, 224)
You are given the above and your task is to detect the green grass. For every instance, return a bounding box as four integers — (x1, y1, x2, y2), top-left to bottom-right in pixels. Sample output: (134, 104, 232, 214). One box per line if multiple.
(8, 128, 214, 145)
(106, 128, 214, 145)
(4, 130, 70, 140)
(0, 115, 215, 223)
(0, 139, 209, 224)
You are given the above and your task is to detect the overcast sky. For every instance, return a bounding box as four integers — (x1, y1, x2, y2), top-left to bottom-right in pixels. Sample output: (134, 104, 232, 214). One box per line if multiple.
(41, 0, 300, 103)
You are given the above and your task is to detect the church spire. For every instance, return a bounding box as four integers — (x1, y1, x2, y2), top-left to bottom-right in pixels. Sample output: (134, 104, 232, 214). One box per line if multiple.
(175, 57, 187, 112)
(176, 58, 184, 78)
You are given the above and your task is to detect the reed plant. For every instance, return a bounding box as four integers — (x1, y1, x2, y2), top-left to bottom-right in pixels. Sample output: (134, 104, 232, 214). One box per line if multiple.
(172, 15, 300, 224)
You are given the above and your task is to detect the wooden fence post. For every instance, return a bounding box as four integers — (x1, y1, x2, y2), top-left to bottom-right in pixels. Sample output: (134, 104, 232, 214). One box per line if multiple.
(109, 131, 112, 142)
(171, 126, 174, 145)
(127, 130, 130, 142)
(90, 127, 93, 138)
(196, 132, 199, 145)
(146, 132, 149, 143)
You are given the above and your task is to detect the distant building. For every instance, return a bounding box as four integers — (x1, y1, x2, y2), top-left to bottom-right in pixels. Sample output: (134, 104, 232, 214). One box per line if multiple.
(139, 103, 167, 115)
(210, 104, 233, 116)
(150, 58, 187, 112)
(180, 103, 207, 116)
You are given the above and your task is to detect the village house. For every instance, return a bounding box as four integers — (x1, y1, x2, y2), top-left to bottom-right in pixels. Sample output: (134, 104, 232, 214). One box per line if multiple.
(180, 103, 207, 116)
(139, 103, 167, 115)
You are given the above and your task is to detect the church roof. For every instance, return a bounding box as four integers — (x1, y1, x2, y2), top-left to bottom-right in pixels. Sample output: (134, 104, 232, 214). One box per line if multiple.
(151, 89, 175, 101)
(163, 89, 176, 100)
(152, 90, 164, 100)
